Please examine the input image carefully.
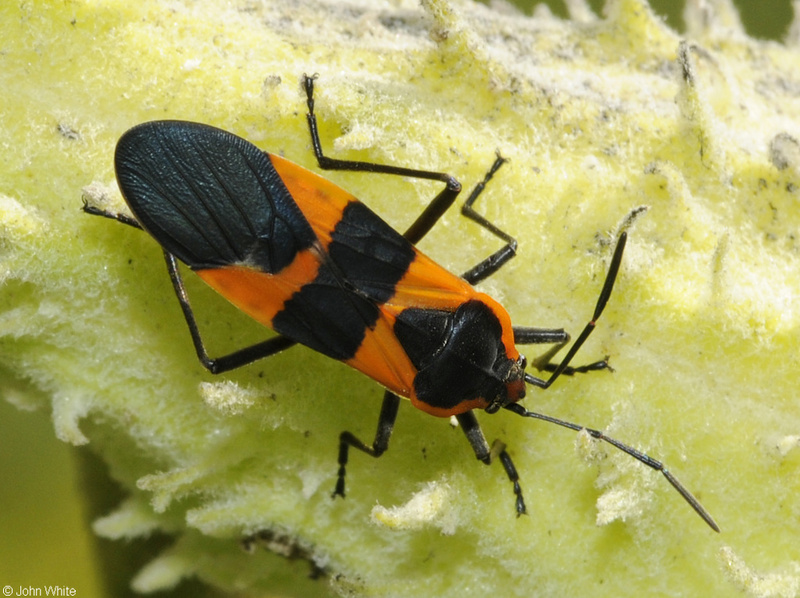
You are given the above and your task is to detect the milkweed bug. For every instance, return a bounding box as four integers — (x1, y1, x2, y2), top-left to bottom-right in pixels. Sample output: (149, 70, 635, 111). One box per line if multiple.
(83, 75, 719, 532)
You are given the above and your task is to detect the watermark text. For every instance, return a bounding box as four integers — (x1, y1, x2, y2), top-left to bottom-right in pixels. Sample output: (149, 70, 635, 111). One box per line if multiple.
(3, 587, 77, 597)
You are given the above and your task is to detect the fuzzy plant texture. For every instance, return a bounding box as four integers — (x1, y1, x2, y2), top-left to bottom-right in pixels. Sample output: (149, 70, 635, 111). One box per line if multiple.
(2, 0, 800, 596)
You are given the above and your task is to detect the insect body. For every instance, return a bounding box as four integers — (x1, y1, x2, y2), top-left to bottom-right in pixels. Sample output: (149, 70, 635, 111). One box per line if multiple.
(84, 75, 718, 531)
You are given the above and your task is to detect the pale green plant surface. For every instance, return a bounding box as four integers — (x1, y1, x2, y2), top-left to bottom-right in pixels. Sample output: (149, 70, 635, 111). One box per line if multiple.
(1, 0, 799, 596)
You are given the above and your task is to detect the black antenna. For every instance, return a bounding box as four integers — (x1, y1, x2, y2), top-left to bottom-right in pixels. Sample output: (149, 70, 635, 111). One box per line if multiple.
(504, 402, 720, 532)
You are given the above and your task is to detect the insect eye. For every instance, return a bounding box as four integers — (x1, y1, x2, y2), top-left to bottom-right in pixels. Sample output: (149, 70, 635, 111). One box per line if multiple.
(485, 401, 502, 414)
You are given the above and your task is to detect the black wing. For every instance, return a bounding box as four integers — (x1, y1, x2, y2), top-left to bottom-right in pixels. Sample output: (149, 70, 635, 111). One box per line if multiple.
(114, 120, 316, 272)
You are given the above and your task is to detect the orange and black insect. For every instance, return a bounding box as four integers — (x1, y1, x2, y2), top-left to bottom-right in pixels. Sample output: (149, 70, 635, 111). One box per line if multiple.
(84, 75, 718, 531)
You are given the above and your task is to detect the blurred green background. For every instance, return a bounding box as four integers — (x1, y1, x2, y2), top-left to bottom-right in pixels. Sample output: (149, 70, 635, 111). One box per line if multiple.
(489, 0, 794, 39)
(0, 0, 792, 596)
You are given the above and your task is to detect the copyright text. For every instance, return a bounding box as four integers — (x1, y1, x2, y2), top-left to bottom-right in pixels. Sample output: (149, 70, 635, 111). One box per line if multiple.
(2, 587, 76, 597)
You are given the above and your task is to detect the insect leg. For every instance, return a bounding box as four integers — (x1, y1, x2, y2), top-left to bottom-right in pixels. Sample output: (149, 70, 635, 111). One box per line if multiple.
(457, 163, 613, 376)
(514, 328, 612, 376)
(82, 201, 142, 230)
(504, 402, 719, 531)
(84, 203, 297, 373)
(456, 410, 526, 516)
(163, 252, 297, 374)
(334, 390, 401, 499)
(458, 154, 519, 285)
(525, 232, 627, 390)
(302, 74, 462, 245)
